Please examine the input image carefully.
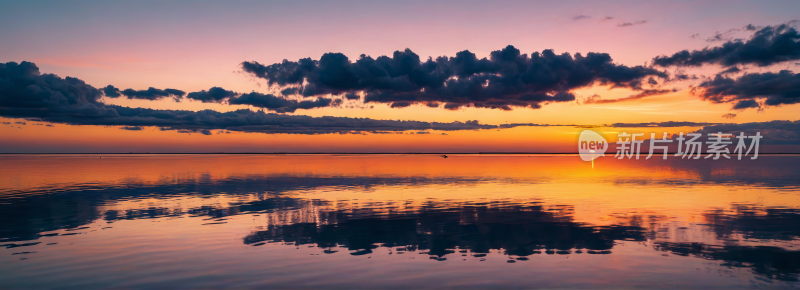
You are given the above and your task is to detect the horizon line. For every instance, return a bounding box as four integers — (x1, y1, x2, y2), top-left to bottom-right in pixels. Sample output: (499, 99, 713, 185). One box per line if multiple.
(1, 152, 799, 155)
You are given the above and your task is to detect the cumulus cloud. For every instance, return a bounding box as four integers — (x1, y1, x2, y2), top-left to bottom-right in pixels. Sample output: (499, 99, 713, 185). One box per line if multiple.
(694, 70, 800, 109)
(185, 87, 237, 103)
(653, 23, 800, 67)
(343, 92, 360, 100)
(227, 92, 298, 113)
(101, 84, 185, 101)
(102, 85, 122, 98)
(732, 99, 760, 110)
(241, 45, 666, 110)
(0, 61, 106, 114)
(297, 97, 335, 109)
(0, 61, 542, 135)
(117, 87, 186, 101)
(221, 92, 335, 113)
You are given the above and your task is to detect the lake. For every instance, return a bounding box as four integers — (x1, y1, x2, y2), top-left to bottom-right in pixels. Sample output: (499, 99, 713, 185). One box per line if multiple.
(0, 155, 798, 289)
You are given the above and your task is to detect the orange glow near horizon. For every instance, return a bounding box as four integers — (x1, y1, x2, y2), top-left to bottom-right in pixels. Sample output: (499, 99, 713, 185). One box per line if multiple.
(0, 117, 715, 153)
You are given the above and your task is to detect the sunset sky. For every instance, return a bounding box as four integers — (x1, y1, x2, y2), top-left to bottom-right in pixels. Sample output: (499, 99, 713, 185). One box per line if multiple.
(1, 0, 799, 153)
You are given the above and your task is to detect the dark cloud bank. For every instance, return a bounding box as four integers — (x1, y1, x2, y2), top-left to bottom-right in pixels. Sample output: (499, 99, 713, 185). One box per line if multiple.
(1, 60, 798, 142)
(653, 24, 800, 67)
(653, 24, 800, 110)
(695, 70, 800, 109)
(234, 25, 797, 110)
(694, 120, 800, 145)
(102, 85, 185, 101)
(178, 86, 338, 113)
(0, 61, 546, 135)
(241, 45, 666, 110)
(605, 120, 800, 147)
(602, 120, 800, 146)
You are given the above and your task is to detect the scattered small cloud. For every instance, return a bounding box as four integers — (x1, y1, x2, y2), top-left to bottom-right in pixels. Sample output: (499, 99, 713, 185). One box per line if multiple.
(618, 20, 647, 27)
(719, 66, 741, 75)
(722, 113, 737, 119)
(610, 121, 716, 128)
(583, 89, 674, 104)
(572, 15, 591, 21)
(706, 28, 741, 42)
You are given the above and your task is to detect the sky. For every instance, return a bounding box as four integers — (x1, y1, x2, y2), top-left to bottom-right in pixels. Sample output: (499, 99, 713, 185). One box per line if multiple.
(1, 0, 799, 153)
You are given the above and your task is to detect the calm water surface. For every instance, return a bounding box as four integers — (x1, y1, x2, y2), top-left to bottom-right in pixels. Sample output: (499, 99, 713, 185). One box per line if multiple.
(0, 155, 798, 289)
